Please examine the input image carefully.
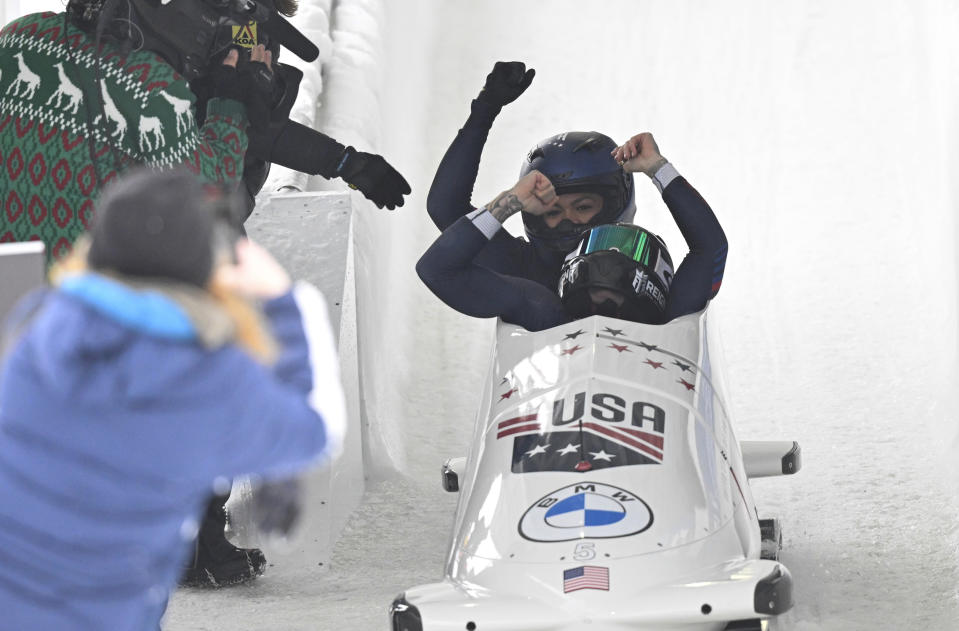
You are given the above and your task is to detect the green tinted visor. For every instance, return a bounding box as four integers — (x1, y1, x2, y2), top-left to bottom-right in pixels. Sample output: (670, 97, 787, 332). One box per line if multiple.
(580, 224, 655, 265)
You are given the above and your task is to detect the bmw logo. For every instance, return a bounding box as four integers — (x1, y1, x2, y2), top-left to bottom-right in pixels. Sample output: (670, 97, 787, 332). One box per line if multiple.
(545, 493, 627, 528)
(520, 482, 653, 542)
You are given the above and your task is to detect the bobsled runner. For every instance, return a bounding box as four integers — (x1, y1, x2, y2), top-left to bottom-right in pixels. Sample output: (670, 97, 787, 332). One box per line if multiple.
(392, 310, 801, 631)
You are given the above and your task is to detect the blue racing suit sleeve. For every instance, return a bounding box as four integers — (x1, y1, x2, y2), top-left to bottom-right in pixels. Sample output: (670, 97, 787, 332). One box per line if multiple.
(426, 99, 500, 230)
(661, 176, 729, 319)
(425, 99, 555, 281)
(416, 215, 568, 332)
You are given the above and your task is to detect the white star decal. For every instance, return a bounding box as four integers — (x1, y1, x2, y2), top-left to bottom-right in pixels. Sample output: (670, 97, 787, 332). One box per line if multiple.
(556, 443, 580, 456)
(525, 444, 549, 458)
(589, 449, 616, 462)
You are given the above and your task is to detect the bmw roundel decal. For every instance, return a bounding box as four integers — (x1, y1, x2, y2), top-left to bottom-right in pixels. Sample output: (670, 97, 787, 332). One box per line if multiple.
(545, 493, 625, 528)
(519, 482, 653, 542)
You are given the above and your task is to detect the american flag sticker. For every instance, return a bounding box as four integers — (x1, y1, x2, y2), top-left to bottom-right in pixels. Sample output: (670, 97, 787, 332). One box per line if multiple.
(563, 565, 610, 593)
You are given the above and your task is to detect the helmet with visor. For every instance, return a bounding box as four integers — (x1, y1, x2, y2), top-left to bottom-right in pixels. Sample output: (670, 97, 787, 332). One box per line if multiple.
(558, 223, 673, 323)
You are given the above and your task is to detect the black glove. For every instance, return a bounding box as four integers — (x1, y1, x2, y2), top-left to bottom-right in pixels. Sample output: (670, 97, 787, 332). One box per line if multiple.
(335, 147, 411, 210)
(209, 56, 275, 131)
(476, 61, 535, 108)
(237, 60, 275, 131)
(251, 477, 302, 538)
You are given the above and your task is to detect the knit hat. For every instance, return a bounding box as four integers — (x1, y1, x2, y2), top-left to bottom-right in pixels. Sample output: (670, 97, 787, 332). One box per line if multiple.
(87, 169, 216, 287)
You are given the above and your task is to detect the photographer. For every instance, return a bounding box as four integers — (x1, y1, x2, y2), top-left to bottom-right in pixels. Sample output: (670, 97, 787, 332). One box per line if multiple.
(0, 0, 316, 590)
(177, 5, 409, 588)
(0, 168, 345, 630)
(0, 0, 276, 262)
(190, 5, 411, 216)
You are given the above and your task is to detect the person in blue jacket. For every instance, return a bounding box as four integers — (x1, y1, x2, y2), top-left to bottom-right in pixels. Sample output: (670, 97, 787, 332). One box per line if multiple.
(0, 168, 345, 630)
(417, 132, 728, 331)
(427, 62, 723, 293)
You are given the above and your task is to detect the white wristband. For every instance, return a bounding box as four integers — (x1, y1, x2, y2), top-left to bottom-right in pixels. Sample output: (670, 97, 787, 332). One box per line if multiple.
(651, 162, 680, 194)
(467, 207, 503, 240)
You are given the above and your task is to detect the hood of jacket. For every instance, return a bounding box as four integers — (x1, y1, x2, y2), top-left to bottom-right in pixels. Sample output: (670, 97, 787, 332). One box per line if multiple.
(18, 273, 237, 406)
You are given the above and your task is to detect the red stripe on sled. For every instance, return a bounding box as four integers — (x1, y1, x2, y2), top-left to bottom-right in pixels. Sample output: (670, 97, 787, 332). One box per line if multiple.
(615, 427, 664, 449)
(497, 423, 543, 439)
(582, 422, 663, 461)
(497, 414, 539, 430)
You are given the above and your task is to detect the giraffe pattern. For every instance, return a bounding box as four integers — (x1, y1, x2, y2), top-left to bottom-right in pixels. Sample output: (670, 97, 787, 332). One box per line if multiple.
(138, 115, 164, 153)
(44, 62, 83, 116)
(92, 81, 128, 141)
(7, 52, 41, 99)
(159, 91, 194, 137)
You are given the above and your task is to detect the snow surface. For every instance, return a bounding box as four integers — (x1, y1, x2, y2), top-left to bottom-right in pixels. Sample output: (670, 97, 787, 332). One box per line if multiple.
(28, 0, 952, 628)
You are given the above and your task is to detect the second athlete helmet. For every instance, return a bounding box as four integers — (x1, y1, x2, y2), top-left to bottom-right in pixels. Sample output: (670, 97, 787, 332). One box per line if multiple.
(558, 223, 674, 324)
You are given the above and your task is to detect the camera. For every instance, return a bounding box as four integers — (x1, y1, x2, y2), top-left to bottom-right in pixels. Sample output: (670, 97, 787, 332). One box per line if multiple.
(205, 0, 318, 63)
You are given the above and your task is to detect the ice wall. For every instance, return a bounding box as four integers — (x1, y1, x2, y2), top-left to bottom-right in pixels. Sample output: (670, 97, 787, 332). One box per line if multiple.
(315, 0, 449, 480)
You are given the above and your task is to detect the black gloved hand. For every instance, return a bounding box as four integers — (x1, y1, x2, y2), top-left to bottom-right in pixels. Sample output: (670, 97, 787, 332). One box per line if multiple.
(237, 60, 275, 131)
(252, 477, 302, 538)
(209, 61, 242, 100)
(476, 61, 535, 108)
(209, 52, 275, 131)
(335, 147, 411, 210)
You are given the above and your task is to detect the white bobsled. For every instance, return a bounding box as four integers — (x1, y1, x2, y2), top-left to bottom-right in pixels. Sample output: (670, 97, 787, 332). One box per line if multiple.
(392, 310, 801, 631)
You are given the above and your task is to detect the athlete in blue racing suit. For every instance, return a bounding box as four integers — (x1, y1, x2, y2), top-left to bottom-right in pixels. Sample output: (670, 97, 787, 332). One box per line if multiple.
(417, 132, 728, 331)
(427, 62, 725, 300)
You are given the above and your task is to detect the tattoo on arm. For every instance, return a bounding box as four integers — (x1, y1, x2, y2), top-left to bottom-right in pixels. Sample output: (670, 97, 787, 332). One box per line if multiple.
(488, 192, 525, 222)
(644, 156, 669, 177)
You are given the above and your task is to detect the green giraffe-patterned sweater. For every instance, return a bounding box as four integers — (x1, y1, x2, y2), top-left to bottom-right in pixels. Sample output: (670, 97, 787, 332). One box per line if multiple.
(0, 12, 249, 262)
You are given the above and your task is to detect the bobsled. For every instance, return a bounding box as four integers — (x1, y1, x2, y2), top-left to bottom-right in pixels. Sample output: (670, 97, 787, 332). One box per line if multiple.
(392, 310, 801, 631)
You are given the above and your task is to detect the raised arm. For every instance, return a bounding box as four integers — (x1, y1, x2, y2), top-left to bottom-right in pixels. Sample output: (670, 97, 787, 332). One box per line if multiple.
(614, 133, 728, 317)
(417, 171, 567, 331)
(426, 61, 535, 230)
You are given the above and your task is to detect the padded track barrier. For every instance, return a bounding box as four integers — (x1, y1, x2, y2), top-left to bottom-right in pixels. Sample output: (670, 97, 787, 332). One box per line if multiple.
(226, 190, 364, 570)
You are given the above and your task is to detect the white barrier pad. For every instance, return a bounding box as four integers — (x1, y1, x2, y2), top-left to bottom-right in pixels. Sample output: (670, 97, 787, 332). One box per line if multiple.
(226, 190, 364, 573)
(246, 190, 352, 333)
(0, 241, 45, 327)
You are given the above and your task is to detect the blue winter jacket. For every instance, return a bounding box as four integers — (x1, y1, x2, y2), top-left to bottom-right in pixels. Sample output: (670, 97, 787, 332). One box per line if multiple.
(0, 274, 331, 630)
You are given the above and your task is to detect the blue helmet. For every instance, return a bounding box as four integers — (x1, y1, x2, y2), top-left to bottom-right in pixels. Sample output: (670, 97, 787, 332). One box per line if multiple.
(519, 131, 636, 254)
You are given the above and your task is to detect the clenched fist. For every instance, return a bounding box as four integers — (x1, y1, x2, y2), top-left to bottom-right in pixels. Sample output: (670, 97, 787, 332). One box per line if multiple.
(477, 61, 536, 108)
(611, 132, 668, 176)
(486, 170, 557, 222)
